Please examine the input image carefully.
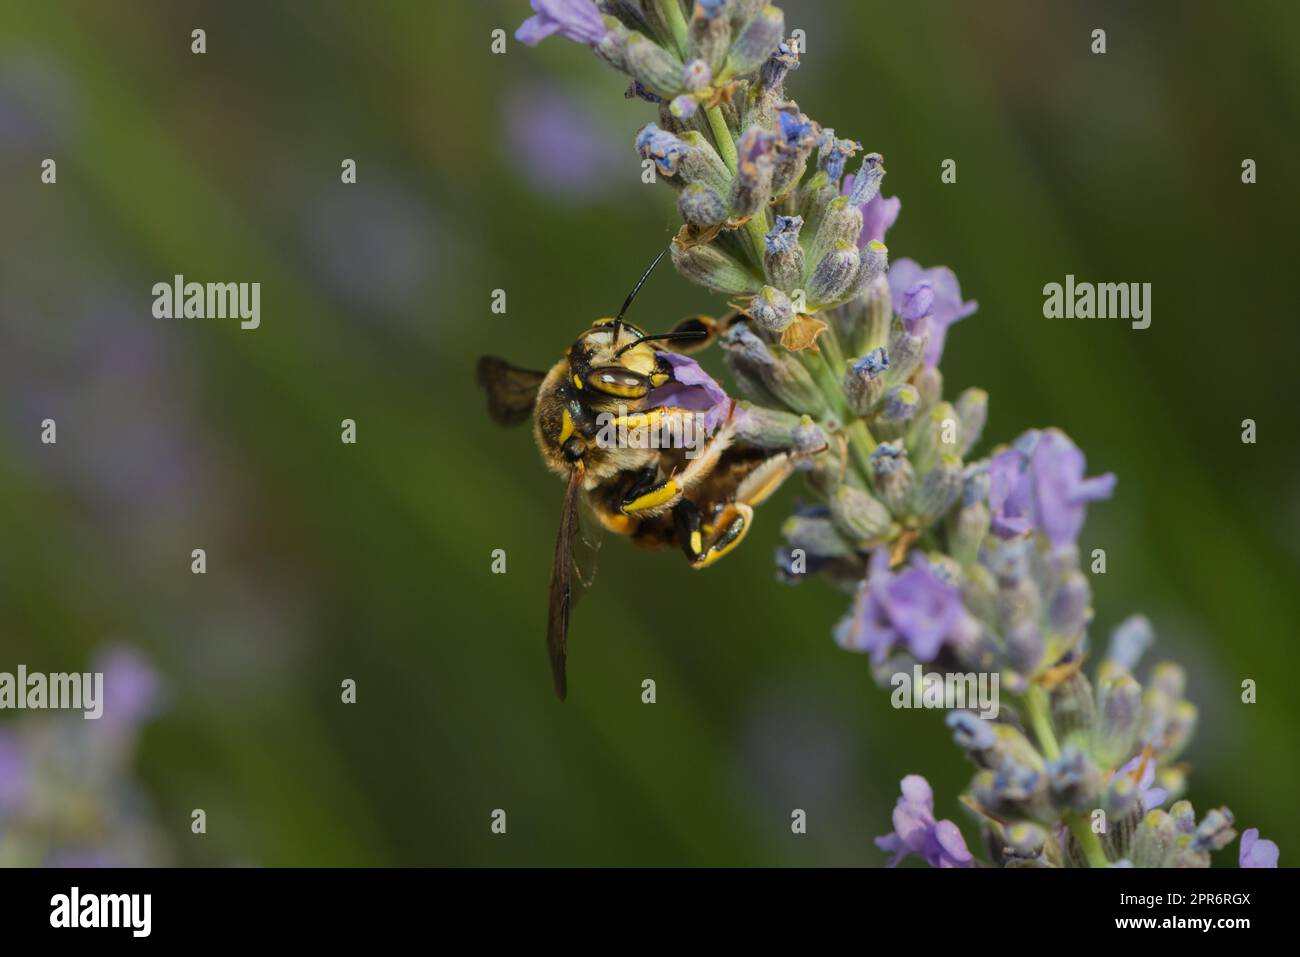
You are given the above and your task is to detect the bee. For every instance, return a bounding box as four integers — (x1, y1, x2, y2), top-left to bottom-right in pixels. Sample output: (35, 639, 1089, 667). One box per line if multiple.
(477, 251, 819, 700)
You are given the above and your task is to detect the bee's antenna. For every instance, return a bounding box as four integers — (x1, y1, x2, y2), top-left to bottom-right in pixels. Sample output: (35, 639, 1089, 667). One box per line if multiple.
(615, 247, 668, 323)
(613, 329, 707, 357)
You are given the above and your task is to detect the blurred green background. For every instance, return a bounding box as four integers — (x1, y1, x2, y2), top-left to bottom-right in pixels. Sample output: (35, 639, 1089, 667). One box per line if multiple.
(1, 0, 1297, 866)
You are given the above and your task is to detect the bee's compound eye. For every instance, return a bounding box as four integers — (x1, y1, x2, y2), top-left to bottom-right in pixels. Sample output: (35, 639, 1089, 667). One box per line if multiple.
(586, 366, 650, 398)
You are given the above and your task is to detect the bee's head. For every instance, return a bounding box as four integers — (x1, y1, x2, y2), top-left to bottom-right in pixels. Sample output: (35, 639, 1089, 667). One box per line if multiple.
(563, 249, 708, 400)
(566, 318, 668, 400)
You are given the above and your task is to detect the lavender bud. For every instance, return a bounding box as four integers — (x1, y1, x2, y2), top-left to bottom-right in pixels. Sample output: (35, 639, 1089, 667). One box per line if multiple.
(876, 384, 920, 436)
(1048, 571, 1091, 636)
(678, 182, 729, 226)
(1004, 621, 1044, 675)
(792, 416, 826, 455)
(815, 128, 861, 185)
(677, 131, 731, 191)
(914, 366, 944, 414)
(808, 240, 860, 306)
(720, 322, 827, 415)
(594, 16, 632, 71)
(954, 388, 988, 457)
(635, 122, 690, 177)
(848, 239, 889, 300)
(846, 152, 886, 206)
(830, 484, 893, 547)
(797, 170, 836, 238)
(911, 454, 964, 524)
(727, 0, 766, 29)
(843, 347, 889, 416)
(1050, 671, 1097, 741)
(1192, 808, 1237, 853)
(726, 4, 784, 78)
(1002, 822, 1049, 862)
(947, 711, 998, 758)
(670, 240, 761, 295)
(834, 270, 890, 357)
(733, 402, 803, 449)
(730, 126, 777, 218)
(1131, 808, 1179, 868)
(947, 500, 989, 566)
(769, 110, 818, 199)
(1048, 744, 1103, 812)
(882, 318, 928, 386)
(1094, 673, 1142, 770)
(763, 214, 805, 289)
(759, 38, 799, 93)
(669, 94, 699, 120)
(913, 401, 959, 475)
(868, 442, 914, 515)
(625, 33, 686, 97)
(806, 196, 863, 269)
(682, 58, 712, 93)
(689, 2, 732, 73)
(748, 285, 795, 334)
(1105, 615, 1153, 674)
(780, 514, 854, 560)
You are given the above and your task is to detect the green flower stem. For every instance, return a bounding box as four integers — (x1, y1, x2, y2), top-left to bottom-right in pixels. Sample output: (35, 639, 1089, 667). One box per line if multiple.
(705, 104, 739, 170)
(703, 104, 770, 267)
(1026, 685, 1108, 867)
(1024, 684, 1060, 760)
(659, 0, 690, 56)
(1069, 814, 1111, 868)
(815, 324, 877, 474)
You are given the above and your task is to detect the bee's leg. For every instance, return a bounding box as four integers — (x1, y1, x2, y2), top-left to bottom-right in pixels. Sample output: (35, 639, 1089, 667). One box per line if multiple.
(691, 503, 753, 568)
(689, 446, 822, 569)
(621, 463, 665, 507)
(616, 408, 738, 520)
(620, 413, 736, 518)
(672, 498, 704, 562)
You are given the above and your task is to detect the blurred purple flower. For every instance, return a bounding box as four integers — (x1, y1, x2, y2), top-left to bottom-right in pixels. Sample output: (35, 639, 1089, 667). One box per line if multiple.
(516, 0, 609, 47)
(1239, 828, 1279, 868)
(836, 549, 976, 665)
(1113, 753, 1168, 812)
(95, 646, 164, 728)
(507, 85, 620, 199)
(648, 352, 731, 433)
(988, 429, 1116, 548)
(876, 775, 975, 868)
(887, 259, 977, 367)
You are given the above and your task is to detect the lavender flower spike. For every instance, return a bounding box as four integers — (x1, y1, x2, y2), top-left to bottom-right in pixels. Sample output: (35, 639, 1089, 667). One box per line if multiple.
(516, 0, 609, 47)
(876, 775, 975, 868)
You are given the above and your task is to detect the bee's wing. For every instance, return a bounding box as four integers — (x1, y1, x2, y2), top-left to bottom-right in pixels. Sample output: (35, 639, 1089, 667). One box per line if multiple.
(477, 356, 546, 427)
(547, 467, 585, 701)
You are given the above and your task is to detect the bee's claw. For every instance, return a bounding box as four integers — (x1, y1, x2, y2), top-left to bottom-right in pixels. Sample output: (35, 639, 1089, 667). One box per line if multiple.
(689, 504, 752, 569)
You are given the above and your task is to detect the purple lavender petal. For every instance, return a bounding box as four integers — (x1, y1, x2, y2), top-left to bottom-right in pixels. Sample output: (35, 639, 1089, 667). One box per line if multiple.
(1240, 828, 1280, 868)
(515, 0, 608, 47)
